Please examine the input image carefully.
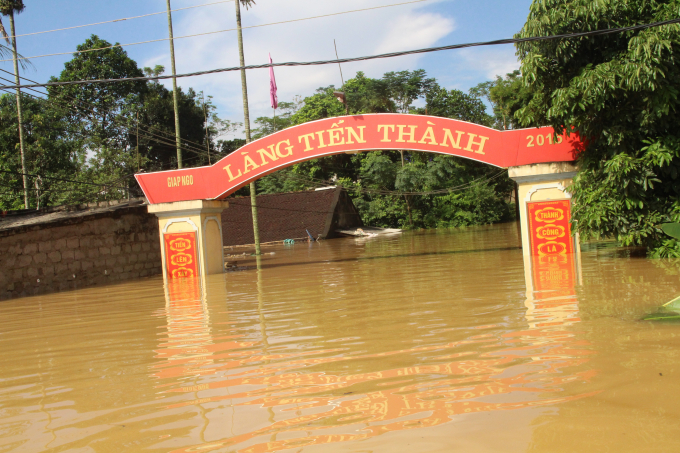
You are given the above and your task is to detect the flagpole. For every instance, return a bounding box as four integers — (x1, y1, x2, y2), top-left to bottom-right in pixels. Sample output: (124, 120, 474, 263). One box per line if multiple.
(269, 53, 279, 134)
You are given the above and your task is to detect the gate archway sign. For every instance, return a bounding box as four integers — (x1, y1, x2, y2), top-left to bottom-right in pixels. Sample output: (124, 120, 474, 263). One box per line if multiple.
(135, 114, 582, 204)
(140, 113, 585, 282)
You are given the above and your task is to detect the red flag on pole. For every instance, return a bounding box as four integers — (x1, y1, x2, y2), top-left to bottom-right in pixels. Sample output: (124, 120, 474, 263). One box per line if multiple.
(269, 53, 278, 110)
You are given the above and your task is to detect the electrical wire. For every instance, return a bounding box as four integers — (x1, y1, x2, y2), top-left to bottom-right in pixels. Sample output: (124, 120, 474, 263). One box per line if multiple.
(0, 170, 130, 190)
(2, 17, 678, 89)
(0, 91, 212, 196)
(0, 70, 215, 161)
(0, 68, 215, 155)
(0, 181, 24, 190)
(281, 167, 508, 196)
(0, 85, 212, 161)
(42, 172, 139, 207)
(7, 1, 234, 40)
(1, 0, 429, 63)
(219, 171, 509, 217)
(0, 74, 46, 99)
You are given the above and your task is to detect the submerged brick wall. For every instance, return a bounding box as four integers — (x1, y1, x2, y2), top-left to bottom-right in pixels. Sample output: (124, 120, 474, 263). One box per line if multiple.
(0, 200, 162, 301)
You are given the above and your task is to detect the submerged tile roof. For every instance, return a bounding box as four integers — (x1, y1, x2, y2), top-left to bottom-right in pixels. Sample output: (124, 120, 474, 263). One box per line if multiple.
(221, 187, 362, 246)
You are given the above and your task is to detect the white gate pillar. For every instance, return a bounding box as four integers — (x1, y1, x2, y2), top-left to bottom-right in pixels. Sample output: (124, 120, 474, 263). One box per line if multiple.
(148, 200, 228, 283)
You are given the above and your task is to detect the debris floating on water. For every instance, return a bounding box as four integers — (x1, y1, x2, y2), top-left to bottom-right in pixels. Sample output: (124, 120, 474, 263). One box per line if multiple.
(335, 227, 402, 237)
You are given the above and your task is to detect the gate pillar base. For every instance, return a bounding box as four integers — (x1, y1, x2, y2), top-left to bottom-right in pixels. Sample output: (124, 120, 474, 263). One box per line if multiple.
(148, 200, 229, 282)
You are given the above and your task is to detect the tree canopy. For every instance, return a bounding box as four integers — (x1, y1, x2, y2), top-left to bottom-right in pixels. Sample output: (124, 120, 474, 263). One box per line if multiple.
(253, 70, 514, 229)
(515, 0, 680, 256)
(1, 37, 518, 232)
(0, 35, 229, 208)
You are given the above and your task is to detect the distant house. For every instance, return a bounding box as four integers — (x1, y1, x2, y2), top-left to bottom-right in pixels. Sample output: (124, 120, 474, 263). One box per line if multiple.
(221, 187, 363, 246)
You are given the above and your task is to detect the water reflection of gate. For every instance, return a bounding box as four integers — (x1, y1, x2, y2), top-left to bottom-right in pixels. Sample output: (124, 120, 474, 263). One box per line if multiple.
(162, 248, 595, 453)
(154, 279, 214, 381)
(152, 278, 217, 444)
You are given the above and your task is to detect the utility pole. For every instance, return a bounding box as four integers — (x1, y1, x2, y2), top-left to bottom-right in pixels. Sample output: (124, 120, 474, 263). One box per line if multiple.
(203, 94, 211, 165)
(234, 0, 261, 256)
(136, 111, 140, 171)
(165, 0, 182, 168)
(333, 40, 349, 116)
(9, 12, 28, 208)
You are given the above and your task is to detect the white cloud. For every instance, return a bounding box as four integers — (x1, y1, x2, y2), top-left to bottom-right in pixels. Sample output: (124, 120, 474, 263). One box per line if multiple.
(374, 13, 454, 54)
(457, 47, 520, 80)
(145, 0, 456, 126)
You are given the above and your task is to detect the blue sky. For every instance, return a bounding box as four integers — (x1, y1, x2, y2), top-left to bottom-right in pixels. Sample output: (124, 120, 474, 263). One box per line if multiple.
(8, 0, 533, 136)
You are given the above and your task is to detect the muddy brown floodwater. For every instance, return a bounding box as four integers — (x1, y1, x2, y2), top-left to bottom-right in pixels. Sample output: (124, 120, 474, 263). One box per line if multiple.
(2, 223, 680, 452)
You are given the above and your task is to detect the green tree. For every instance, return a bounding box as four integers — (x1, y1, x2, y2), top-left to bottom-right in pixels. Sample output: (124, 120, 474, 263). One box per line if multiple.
(258, 71, 513, 229)
(252, 101, 299, 139)
(471, 70, 534, 130)
(290, 86, 346, 124)
(0, 94, 81, 210)
(47, 39, 212, 175)
(351, 151, 510, 229)
(45, 35, 147, 200)
(143, 65, 165, 79)
(419, 84, 492, 126)
(383, 69, 435, 113)
(138, 81, 214, 170)
(48, 35, 146, 142)
(515, 0, 680, 255)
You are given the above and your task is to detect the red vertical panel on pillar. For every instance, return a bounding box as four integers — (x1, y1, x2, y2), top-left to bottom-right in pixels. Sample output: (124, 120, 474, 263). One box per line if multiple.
(527, 200, 575, 292)
(164, 232, 199, 279)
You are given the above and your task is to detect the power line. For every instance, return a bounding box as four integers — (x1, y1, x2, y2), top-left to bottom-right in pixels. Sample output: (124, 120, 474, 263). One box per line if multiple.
(0, 170, 130, 190)
(2, 17, 678, 90)
(0, 92, 212, 189)
(219, 171, 508, 218)
(282, 168, 508, 196)
(0, 67, 211, 153)
(72, 173, 140, 205)
(0, 68, 214, 159)
(7, 1, 234, 40)
(0, 86, 211, 160)
(0, 73, 45, 98)
(1, 0, 429, 62)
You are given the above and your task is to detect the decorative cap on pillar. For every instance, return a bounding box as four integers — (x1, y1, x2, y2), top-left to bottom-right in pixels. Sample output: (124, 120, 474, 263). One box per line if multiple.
(508, 162, 578, 184)
(148, 200, 229, 216)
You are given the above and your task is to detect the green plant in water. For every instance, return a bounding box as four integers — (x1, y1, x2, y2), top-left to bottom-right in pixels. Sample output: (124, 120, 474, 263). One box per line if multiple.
(661, 223, 680, 240)
(650, 222, 680, 258)
(642, 295, 680, 322)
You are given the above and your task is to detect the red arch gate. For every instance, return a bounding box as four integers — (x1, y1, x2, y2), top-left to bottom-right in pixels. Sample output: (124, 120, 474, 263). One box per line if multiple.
(136, 113, 583, 288)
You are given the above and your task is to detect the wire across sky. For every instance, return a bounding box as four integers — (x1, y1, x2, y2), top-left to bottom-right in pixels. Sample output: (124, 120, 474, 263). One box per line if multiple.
(1, 17, 677, 90)
(5, 1, 235, 40)
(0, 0, 430, 63)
